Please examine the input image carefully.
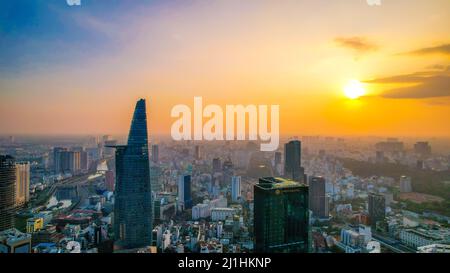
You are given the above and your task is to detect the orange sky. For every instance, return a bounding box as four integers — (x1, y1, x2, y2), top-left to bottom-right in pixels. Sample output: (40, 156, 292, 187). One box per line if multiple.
(1, 0, 449, 137)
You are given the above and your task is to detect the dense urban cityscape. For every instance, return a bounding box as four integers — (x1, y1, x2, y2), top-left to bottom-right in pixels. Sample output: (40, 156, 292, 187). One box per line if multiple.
(1, 98, 449, 253)
(1, 0, 450, 261)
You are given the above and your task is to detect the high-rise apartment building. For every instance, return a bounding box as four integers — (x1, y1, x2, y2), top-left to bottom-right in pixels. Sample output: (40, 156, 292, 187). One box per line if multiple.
(15, 162, 30, 207)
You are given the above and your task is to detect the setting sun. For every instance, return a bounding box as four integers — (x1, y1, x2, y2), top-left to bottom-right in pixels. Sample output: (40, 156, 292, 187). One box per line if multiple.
(344, 80, 366, 99)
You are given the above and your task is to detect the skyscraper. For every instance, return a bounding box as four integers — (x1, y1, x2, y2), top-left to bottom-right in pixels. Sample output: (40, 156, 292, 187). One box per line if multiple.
(231, 176, 241, 202)
(254, 177, 309, 253)
(70, 151, 81, 174)
(178, 175, 192, 210)
(53, 149, 81, 174)
(15, 162, 30, 207)
(151, 144, 159, 163)
(0, 155, 16, 231)
(53, 147, 65, 173)
(284, 140, 305, 183)
(113, 99, 152, 250)
(308, 176, 329, 219)
(368, 193, 386, 227)
(72, 147, 88, 171)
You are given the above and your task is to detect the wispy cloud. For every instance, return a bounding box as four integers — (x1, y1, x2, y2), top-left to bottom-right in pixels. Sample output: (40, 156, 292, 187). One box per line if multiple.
(402, 43, 450, 56)
(365, 66, 450, 99)
(334, 36, 378, 55)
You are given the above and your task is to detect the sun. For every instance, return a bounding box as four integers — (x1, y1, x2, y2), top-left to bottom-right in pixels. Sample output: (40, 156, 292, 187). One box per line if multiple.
(344, 79, 366, 99)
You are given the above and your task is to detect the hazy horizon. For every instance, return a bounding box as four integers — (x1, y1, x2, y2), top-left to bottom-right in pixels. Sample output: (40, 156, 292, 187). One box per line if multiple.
(1, 1, 449, 137)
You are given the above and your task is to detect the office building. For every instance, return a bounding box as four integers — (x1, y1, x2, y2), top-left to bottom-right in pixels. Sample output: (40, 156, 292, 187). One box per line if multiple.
(368, 193, 386, 227)
(0, 155, 16, 231)
(231, 176, 241, 202)
(113, 99, 153, 250)
(178, 175, 192, 210)
(15, 162, 30, 207)
(284, 140, 305, 183)
(254, 177, 309, 253)
(309, 176, 329, 219)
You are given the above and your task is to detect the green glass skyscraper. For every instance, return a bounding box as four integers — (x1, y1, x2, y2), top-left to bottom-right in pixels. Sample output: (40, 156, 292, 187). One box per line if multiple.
(254, 177, 309, 253)
(113, 99, 152, 250)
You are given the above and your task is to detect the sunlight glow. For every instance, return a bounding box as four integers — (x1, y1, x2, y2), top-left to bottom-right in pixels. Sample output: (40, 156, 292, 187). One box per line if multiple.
(344, 79, 366, 99)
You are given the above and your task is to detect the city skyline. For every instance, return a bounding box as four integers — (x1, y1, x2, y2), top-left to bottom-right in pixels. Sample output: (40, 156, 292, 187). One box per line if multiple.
(1, 1, 450, 137)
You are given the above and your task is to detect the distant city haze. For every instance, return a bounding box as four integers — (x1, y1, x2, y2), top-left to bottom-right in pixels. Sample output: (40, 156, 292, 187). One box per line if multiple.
(1, 1, 449, 137)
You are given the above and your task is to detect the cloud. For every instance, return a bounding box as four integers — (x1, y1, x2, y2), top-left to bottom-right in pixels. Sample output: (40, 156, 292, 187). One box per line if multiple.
(334, 36, 378, 54)
(365, 66, 450, 99)
(402, 43, 450, 56)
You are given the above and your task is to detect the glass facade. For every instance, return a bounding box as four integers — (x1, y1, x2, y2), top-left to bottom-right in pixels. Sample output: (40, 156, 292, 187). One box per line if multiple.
(284, 140, 305, 183)
(368, 193, 386, 227)
(178, 175, 192, 210)
(254, 177, 309, 253)
(0, 155, 16, 231)
(113, 99, 153, 249)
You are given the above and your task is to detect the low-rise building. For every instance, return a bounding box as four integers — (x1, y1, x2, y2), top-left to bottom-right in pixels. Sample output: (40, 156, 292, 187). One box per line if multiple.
(211, 208, 236, 221)
(417, 244, 450, 253)
(400, 228, 447, 249)
(26, 217, 44, 233)
(0, 228, 32, 253)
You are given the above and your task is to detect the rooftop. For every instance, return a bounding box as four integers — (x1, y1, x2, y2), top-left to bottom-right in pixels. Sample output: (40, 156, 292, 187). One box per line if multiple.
(257, 177, 306, 189)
